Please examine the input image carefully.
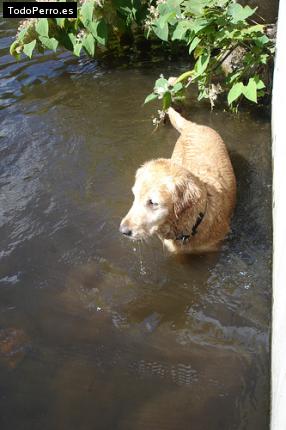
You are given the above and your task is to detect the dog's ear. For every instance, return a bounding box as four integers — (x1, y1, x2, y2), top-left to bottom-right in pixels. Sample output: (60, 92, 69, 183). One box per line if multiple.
(135, 166, 144, 179)
(173, 176, 201, 218)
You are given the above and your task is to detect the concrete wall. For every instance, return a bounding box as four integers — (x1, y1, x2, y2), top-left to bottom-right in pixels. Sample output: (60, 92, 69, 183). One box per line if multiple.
(271, 0, 286, 428)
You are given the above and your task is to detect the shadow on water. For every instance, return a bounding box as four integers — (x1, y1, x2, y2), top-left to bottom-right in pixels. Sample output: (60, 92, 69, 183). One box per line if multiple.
(231, 150, 271, 249)
(0, 12, 272, 430)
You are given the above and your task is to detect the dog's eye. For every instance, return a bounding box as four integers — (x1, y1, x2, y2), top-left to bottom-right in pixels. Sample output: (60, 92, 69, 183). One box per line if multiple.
(147, 199, 159, 207)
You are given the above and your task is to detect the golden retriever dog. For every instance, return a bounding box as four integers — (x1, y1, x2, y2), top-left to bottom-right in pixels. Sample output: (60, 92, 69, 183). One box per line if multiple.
(120, 107, 236, 253)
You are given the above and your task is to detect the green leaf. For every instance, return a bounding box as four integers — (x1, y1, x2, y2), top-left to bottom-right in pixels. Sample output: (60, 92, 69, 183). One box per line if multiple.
(163, 91, 172, 110)
(253, 75, 265, 90)
(35, 18, 49, 37)
(254, 35, 270, 47)
(158, 0, 181, 16)
(228, 3, 257, 24)
(153, 20, 169, 41)
(172, 20, 191, 40)
(73, 42, 82, 56)
(198, 88, 208, 100)
(89, 19, 108, 45)
(153, 23, 169, 42)
(188, 36, 200, 54)
(190, 17, 209, 34)
(17, 28, 28, 41)
(194, 50, 210, 76)
(68, 33, 76, 45)
(56, 18, 66, 28)
(144, 93, 158, 104)
(194, 45, 203, 59)
(82, 33, 95, 56)
(23, 40, 36, 58)
(96, 20, 108, 45)
(259, 53, 269, 65)
(167, 0, 184, 7)
(183, 0, 207, 15)
(10, 40, 20, 57)
(257, 90, 265, 98)
(154, 77, 169, 93)
(227, 82, 244, 105)
(176, 70, 194, 83)
(68, 33, 82, 56)
(80, 1, 94, 26)
(243, 78, 257, 102)
(158, 13, 172, 26)
(241, 24, 264, 35)
(172, 82, 183, 93)
(165, 0, 183, 12)
(243, 4, 258, 19)
(39, 36, 58, 51)
(228, 71, 242, 85)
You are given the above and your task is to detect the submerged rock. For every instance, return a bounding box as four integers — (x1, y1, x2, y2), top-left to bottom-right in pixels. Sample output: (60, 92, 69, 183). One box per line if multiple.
(62, 257, 137, 317)
(0, 328, 30, 369)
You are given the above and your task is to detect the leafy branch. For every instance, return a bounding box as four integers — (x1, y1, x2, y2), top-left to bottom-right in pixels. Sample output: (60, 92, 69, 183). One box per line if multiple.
(144, 0, 275, 110)
(9, 0, 275, 112)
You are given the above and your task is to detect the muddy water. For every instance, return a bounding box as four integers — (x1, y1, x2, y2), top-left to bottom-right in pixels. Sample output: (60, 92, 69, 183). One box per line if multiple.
(0, 12, 272, 430)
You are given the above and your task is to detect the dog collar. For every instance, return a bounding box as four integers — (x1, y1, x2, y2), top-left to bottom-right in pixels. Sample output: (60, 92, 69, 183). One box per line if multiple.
(175, 211, 205, 244)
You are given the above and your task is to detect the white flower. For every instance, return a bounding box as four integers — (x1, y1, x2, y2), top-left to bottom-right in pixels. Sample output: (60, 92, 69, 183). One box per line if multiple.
(16, 18, 37, 38)
(152, 109, 166, 127)
(76, 29, 86, 40)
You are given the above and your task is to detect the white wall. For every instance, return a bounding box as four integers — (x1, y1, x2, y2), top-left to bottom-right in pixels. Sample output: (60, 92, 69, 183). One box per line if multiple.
(271, 0, 286, 428)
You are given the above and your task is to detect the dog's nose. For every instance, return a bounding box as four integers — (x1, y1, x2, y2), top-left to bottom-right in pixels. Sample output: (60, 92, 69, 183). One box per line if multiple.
(119, 225, 132, 236)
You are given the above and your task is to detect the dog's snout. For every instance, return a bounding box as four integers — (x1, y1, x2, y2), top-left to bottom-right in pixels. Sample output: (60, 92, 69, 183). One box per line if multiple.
(119, 224, 132, 237)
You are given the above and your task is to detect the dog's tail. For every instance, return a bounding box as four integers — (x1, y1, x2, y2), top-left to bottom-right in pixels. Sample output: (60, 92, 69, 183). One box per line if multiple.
(167, 107, 190, 134)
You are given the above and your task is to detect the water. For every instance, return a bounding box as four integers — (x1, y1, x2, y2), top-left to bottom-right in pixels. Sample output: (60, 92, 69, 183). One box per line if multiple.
(0, 11, 272, 430)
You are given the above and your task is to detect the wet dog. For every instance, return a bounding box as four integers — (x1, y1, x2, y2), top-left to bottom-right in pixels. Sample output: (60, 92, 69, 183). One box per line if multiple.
(120, 108, 236, 253)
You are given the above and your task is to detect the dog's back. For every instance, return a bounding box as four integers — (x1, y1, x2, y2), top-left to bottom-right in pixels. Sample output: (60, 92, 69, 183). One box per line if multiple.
(168, 107, 236, 215)
(167, 108, 236, 251)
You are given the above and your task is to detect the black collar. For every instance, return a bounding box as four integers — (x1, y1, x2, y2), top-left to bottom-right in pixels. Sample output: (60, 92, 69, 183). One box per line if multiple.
(175, 211, 205, 244)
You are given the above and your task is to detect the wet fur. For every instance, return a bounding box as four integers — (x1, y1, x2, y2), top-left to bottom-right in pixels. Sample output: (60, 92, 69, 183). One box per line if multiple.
(120, 107, 236, 253)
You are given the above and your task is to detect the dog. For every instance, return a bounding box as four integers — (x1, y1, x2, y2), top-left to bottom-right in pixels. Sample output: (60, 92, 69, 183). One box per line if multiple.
(119, 107, 236, 253)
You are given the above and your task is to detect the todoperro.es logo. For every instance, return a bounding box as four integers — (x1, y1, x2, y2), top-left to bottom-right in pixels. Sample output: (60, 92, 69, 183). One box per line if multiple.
(3, 2, 77, 18)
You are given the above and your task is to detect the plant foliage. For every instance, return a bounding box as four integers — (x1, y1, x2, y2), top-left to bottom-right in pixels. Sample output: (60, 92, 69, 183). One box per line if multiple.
(10, 0, 275, 111)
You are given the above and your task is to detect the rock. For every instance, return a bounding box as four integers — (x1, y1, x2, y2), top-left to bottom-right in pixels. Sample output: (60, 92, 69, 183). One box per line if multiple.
(0, 328, 30, 369)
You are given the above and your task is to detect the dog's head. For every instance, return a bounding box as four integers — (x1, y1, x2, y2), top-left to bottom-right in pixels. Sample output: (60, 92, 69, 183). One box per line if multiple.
(119, 158, 203, 241)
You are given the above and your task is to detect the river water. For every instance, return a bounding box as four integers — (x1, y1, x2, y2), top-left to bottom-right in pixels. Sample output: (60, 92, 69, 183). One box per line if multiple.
(0, 9, 273, 430)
